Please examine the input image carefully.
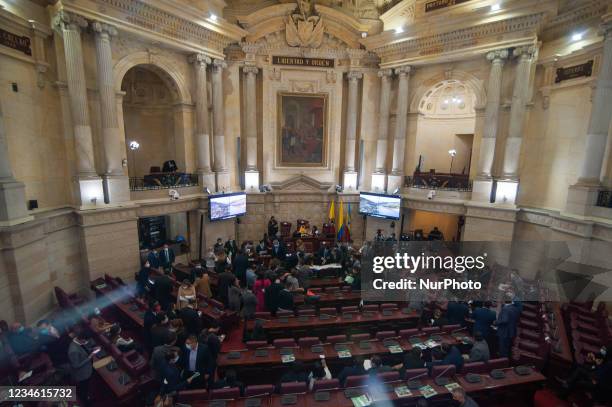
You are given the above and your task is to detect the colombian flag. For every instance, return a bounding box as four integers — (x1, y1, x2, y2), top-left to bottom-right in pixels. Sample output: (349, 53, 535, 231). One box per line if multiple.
(328, 200, 335, 221)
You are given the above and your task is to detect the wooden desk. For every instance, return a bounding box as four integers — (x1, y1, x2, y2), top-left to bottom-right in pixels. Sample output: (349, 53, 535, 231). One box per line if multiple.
(292, 290, 362, 308)
(246, 309, 419, 338)
(92, 354, 138, 401)
(307, 277, 347, 289)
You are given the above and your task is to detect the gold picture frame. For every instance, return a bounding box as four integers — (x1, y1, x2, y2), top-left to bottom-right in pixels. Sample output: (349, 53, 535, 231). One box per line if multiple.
(277, 92, 328, 167)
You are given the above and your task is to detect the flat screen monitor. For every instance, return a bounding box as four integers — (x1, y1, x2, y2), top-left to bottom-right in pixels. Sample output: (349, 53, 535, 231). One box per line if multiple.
(209, 192, 247, 221)
(359, 192, 401, 220)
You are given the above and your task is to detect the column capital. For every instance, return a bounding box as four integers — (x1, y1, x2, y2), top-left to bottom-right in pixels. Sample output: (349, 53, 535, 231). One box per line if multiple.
(512, 45, 536, 59)
(53, 10, 88, 32)
(91, 21, 118, 37)
(394, 65, 411, 75)
(347, 71, 363, 81)
(601, 20, 612, 39)
(243, 65, 259, 75)
(212, 59, 227, 71)
(377, 68, 393, 78)
(486, 48, 509, 62)
(189, 53, 211, 66)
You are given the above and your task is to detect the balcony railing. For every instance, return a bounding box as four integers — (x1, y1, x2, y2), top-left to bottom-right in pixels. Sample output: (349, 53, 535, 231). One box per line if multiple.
(405, 171, 472, 192)
(596, 190, 612, 208)
(129, 172, 199, 191)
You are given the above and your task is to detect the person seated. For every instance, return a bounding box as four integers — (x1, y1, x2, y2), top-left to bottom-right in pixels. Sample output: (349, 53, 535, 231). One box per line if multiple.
(430, 343, 463, 371)
(428, 227, 444, 241)
(177, 279, 197, 309)
(255, 240, 268, 254)
(243, 319, 266, 342)
(268, 216, 279, 239)
(556, 349, 611, 403)
(338, 356, 366, 387)
(8, 323, 39, 356)
(374, 229, 385, 241)
(467, 331, 490, 363)
(367, 355, 393, 375)
(162, 160, 178, 173)
(271, 239, 286, 259)
(394, 348, 425, 377)
(430, 308, 448, 327)
(212, 369, 244, 395)
(451, 387, 479, 407)
(317, 242, 332, 263)
(285, 270, 302, 292)
(89, 308, 113, 334)
(308, 358, 332, 390)
(108, 324, 135, 352)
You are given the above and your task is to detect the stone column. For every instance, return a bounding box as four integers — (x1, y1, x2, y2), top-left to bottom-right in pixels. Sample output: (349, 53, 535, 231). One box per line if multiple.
(0, 103, 31, 225)
(343, 71, 362, 190)
(55, 11, 103, 207)
(472, 49, 508, 202)
(372, 69, 393, 191)
(243, 66, 259, 190)
(92, 21, 129, 203)
(189, 53, 215, 189)
(566, 21, 612, 215)
(388, 65, 411, 193)
(501, 45, 535, 180)
(212, 59, 229, 191)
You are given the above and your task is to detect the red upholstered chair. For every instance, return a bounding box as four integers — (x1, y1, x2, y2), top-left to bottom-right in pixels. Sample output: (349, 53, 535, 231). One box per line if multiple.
(210, 387, 241, 400)
(487, 357, 509, 370)
(298, 337, 320, 347)
(327, 334, 347, 344)
(244, 384, 275, 397)
(363, 304, 379, 312)
(309, 288, 323, 294)
(341, 286, 352, 292)
(351, 333, 371, 341)
(344, 375, 369, 388)
(404, 368, 428, 381)
(430, 364, 456, 378)
(176, 389, 208, 403)
(312, 379, 340, 391)
(209, 299, 225, 310)
(298, 308, 316, 316)
(377, 371, 400, 383)
(342, 306, 359, 313)
(109, 344, 123, 360)
(519, 318, 540, 330)
(319, 307, 337, 316)
(380, 303, 398, 310)
(422, 326, 440, 334)
(462, 362, 488, 374)
(122, 350, 148, 376)
(280, 381, 307, 394)
(246, 341, 269, 350)
(273, 338, 296, 348)
(375, 331, 396, 341)
(277, 310, 294, 318)
(255, 312, 271, 319)
(325, 286, 340, 293)
(399, 328, 420, 339)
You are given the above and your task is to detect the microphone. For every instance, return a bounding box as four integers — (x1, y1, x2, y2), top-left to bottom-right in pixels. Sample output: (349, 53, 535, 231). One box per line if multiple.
(406, 371, 428, 389)
(451, 327, 467, 334)
(434, 364, 454, 386)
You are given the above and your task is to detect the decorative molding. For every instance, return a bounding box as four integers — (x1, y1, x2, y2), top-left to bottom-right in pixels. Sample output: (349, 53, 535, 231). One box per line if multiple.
(188, 53, 211, 66)
(269, 174, 333, 192)
(541, 0, 609, 41)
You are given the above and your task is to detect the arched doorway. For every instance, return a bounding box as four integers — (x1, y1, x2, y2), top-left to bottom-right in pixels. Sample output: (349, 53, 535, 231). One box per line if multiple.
(414, 80, 477, 178)
(121, 65, 178, 179)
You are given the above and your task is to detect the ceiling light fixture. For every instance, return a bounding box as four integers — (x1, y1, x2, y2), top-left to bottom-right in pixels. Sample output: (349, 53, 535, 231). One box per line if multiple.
(571, 32, 583, 41)
(361, 32, 367, 38)
(395, 26, 403, 34)
(491, 3, 501, 11)
(209, 13, 217, 22)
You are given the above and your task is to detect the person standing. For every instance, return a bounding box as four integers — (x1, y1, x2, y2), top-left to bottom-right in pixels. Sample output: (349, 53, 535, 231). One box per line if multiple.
(194, 268, 212, 299)
(233, 249, 250, 287)
(68, 327, 96, 407)
(177, 279, 197, 309)
(495, 300, 520, 357)
(159, 243, 175, 272)
(147, 248, 160, 270)
(253, 272, 271, 312)
(268, 216, 279, 238)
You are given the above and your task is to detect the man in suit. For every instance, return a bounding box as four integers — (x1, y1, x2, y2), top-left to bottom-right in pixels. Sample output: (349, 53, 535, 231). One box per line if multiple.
(147, 248, 160, 269)
(317, 242, 331, 263)
(181, 334, 212, 388)
(233, 249, 250, 287)
(267, 216, 279, 238)
(217, 267, 236, 307)
(241, 286, 257, 320)
(150, 331, 177, 381)
(277, 282, 295, 311)
(154, 272, 173, 311)
(451, 387, 479, 407)
(468, 331, 490, 362)
(472, 301, 496, 338)
(159, 243, 175, 272)
(271, 239, 285, 259)
(432, 343, 463, 371)
(150, 313, 171, 348)
(179, 303, 201, 336)
(68, 327, 96, 406)
(447, 301, 470, 326)
(495, 300, 520, 357)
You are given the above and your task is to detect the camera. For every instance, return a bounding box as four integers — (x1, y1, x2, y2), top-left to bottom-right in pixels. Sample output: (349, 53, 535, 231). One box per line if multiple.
(169, 189, 180, 200)
(427, 190, 436, 200)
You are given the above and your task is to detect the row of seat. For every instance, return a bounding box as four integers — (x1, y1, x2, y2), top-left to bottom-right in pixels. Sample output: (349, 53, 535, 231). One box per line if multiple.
(563, 302, 610, 365)
(255, 303, 403, 319)
(510, 303, 551, 371)
(245, 325, 464, 349)
(172, 359, 510, 403)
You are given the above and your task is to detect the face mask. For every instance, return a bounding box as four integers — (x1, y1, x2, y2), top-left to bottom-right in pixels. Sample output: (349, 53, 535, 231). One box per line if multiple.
(40, 328, 49, 335)
(94, 308, 101, 316)
(601, 347, 607, 356)
(18, 326, 25, 333)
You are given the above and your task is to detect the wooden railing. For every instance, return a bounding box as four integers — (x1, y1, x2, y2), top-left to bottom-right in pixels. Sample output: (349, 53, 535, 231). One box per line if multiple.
(405, 171, 472, 191)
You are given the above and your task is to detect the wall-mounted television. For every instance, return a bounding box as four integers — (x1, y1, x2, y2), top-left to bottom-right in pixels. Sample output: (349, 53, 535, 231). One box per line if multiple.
(209, 192, 247, 221)
(359, 192, 401, 220)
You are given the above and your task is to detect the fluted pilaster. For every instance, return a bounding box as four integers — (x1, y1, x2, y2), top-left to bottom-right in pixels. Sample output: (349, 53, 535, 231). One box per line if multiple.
(190, 53, 212, 174)
(56, 11, 97, 176)
(478, 49, 508, 179)
(93, 21, 123, 175)
(244, 66, 259, 171)
(0, 104, 13, 180)
(344, 71, 362, 172)
(375, 69, 393, 173)
(391, 65, 411, 175)
(577, 23, 612, 184)
(501, 45, 535, 179)
(212, 59, 227, 173)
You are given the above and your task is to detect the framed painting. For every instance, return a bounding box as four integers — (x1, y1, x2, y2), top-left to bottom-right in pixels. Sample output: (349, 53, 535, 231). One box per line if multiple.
(277, 92, 327, 167)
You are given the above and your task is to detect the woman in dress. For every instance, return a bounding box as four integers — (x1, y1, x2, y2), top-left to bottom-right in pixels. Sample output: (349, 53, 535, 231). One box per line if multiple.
(253, 271, 271, 312)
